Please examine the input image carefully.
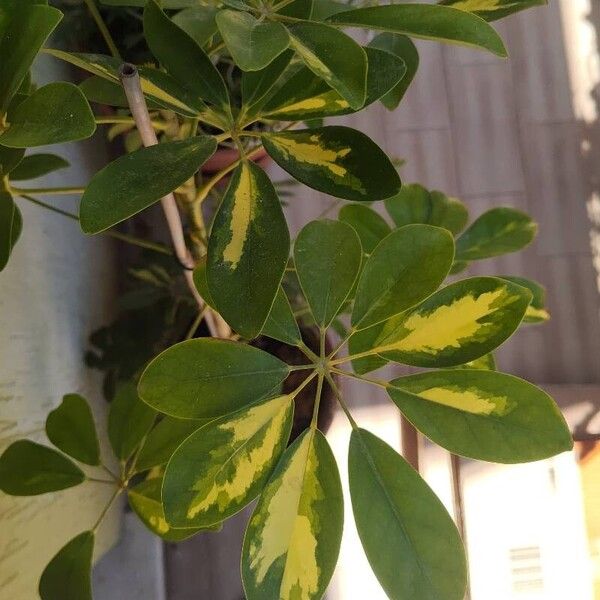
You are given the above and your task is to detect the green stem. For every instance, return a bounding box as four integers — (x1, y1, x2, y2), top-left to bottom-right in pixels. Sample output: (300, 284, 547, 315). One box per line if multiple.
(87, 477, 117, 485)
(330, 347, 378, 366)
(331, 367, 390, 390)
(92, 486, 122, 533)
(289, 369, 318, 399)
(327, 327, 355, 360)
(83, 0, 122, 60)
(13, 186, 85, 195)
(325, 371, 358, 429)
(298, 341, 320, 363)
(310, 373, 324, 429)
(288, 364, 316, 372)
(101, 464, 120, 482)
(185, 306, 208, 340)
(95, 116, 169, 131)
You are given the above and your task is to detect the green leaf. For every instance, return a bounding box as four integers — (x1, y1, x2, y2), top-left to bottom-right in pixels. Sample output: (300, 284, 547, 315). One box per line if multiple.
(164, 395, 293, 528)
(349, 429, 467, 600)
(0, 3, 62, 114)
(452, 352, 496, 370)
(242, 429, 343, 600)
(501, 275, 549, 323)
(45, 394, 100, 466)
(261, 287, 302, 346)
(369, 33, 419, 110)
(39, 531, 94, 600)
(439, 0, 546, 22)
(277, 0, 313, 18)
(294, 219, 362, 327)
(348, 322, 389, 374)
(80, 136, 216, 234)
(0, 83, 95, 148)
(329, 4, 507, 57)
(352, 225, 454, 329)
(10, 153, 69, 180)
(389, 369, 573, 462)
(241, 51, 293, 114)
(385, 183, 469, 235)
(79, 75, 129, 108)
(287, 22, 367, 110)
(262, 126, 401, 202)
(216, 10, 289, 72)
(338, 204, 392, 254)
(108, 382, 156, 461)
(0, 145, 24, 176)
(207, 161, 290, 339)
(0, 191, 22, 272)
(0, 440, 85, 496)
(172, 6, 219, 47)
(138, 338, 290, 419)
(144, 0, 230, 110)
(371, 276, 532, 367)
(455, 207, 537, 260)
(101, 0, 200, 5)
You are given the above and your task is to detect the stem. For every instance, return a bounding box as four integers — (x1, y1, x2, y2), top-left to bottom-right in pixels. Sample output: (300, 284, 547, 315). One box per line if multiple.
(310, 373, 324, 429)
(83, 0, 122, 60)
(298, 341, 320, 363)
(95, 115, 169, 131)
(185, 306, 208, 340)
(401, 416, 419, 471)
(101, 464, 120, 482)
(325, 371, 358, 430)
(87, 477, 116, 485)
(289, 369, 318, 399)
(12, 186, 85, 195)
(330, 347, 377, 366)
(288, 364, 316, 372)
(92, 486, 122, 533)
(327, 327, 355, 360)
(331, 367, 389, 389)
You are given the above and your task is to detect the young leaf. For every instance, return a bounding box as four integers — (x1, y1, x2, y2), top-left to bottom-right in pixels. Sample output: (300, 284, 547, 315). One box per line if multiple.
(172, 6, 219, 47)
(389, 369, 573, 462)
(373, 276, 532, 367)
(294, 219, 362, 328)
(216, 10, 290, 72)
(329, 4, 507, 57)
(352, 224, 455, 329)
(163, 395, 293, 528)
(455, 207, 537, 260)
(138, 338, 290, 419)
(0, 192, 22, 272)
(339, 204, 392, 254)
(349, 429, 467, 600)
(242, 429, 343, 600)
(45, 394, 100, 466)
(108, 382, 156, 461)
(286, 22, 367, 110)
(501, 275, 549, 323)
(207, 161, 290, 340)
(0, 83, 95, 148)
(9, 153, 69, 180)
(80, 136, 217, 234)
(39, 531, 94, 600)
(439, 0, 546, 22)
(262, 126, 401, 202)
(261, 287, 302, 346)
(0, 440, 85, 496)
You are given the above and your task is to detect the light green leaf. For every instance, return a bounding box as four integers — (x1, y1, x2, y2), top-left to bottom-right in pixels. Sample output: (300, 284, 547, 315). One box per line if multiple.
(0, 83, 95, 148)
(138, 338, 290, 419)
(261, 287, 302, 346)
(242, 429, 343, 600)
(39, 531, 94, 600)
(10, 153, 69, 180)
(108, 382, 156, 461)
(389, 369, 573, 462)
(372, 276, 532, 367)
(207, 161, 290, 339)
(295, 219, 362, 327)
(455, 207, 537, 260)
(349, 429, 467, 600)
(338, 204, 392, 255)
(172, 6, 219, 47)
(0, 440, 85, 496)
(45, 394, 100, 466)
(385, 183, 469, 235)
(501, 275, 549, 323)
(164, 395, 293, 528)
(287, 22, 367, 110)
(352, 224, 455, 329)
(262, 126, 401, 202)
(80, 136, 217, 234)
(439, 0, 546, 21)
(0, 191, 22, 272)
(329, 4, 507, 57)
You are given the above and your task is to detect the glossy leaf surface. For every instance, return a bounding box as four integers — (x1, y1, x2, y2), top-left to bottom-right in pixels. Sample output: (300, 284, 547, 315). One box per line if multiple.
(501, 275, 549, 323)
(338, 204, 392, 255)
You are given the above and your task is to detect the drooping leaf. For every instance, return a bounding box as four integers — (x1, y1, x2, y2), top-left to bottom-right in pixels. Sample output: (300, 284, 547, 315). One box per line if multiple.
(455, 207, 537, 260)
(242, 429, 343, 600)
(0, 83, 95, 148)
(0, 440, 85, 496)
(501, 275, 549, 323)
(164, 395, 293, 528)
(172, 6, 219, 46)
(0, 192, 22, 272)
(261, 287, 302, 346)
(294, 219, 362, 328)
(9, 153, 69, 180)
(207, 161, 290, 339)
(286, 22, 367, 110)
(80, 136, 216, 234)
(439, 0, 546, 22)
(39, 531, 94, 600)
(338, 204, 392, 255)
(45, 394, 100, 466)
(262, 126, 400, 202)
(385, 183, 469, 235)
(108, 382, 156, 461)
(138, 338, 290, 419)
(349, 429, 467, 600)
(352, 224, 455, 329)
(329, 4, 507, 57)
(389, 369, 572, 462)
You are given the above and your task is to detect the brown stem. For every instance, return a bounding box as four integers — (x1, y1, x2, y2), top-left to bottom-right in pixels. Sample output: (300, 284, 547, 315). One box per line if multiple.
(450, 453, 471, 600)
(401, 416, 419, 471)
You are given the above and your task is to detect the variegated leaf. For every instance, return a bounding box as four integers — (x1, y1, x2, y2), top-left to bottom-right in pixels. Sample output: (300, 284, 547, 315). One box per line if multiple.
(439, 0, 546, 22)
(451, 352, 496, 370)
(501, 275, 550, 323)
(348, 321, 389, 375)
(389, 369, 573, 462)
(163, 395, 293, 528)
(242, 429, 343, 600)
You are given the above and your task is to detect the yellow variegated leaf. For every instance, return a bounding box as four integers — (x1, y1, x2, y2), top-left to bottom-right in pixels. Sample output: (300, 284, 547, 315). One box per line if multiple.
(439, 0, 546, 22)
(163, 395, 293, 528)
(242, 429, 343, 600)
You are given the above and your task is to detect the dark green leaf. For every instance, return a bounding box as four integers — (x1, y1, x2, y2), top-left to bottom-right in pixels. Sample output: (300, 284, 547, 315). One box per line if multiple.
(0, 440, 85, 496)
(0, 191, 22, 272)
(0, 146, 24, 176)
(277, 0, 313, 18)
(348, 321, 389, 374)
(79, 75, 129, 108)
(338, 204, 391, 254)
(261, 287, 302, 346)
(439, 0, 546, 22)
(10, 153, 69, 180)
(501, 275, 549, 323)
(192, 256, 216, 308)
(101, 0, 200, 5)
(172, 6, 219, 47)
(241, 51, 293, 114)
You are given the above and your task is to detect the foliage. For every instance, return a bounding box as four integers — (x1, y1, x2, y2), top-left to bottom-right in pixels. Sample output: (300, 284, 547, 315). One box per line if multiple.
(0, 1, 569, 600)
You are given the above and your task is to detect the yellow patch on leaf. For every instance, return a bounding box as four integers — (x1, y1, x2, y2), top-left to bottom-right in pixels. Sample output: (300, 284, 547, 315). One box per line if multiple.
(418, 386, 514, 416)
(268, 93, 349, 116)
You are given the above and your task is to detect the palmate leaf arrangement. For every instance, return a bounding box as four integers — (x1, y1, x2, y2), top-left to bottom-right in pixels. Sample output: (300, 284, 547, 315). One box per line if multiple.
(0, 0, 573, 598)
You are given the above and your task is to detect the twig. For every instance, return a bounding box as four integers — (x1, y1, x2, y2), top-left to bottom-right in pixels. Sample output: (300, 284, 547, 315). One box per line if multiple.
(401, 416, 419, 471)
(83, 0, 122, 60)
